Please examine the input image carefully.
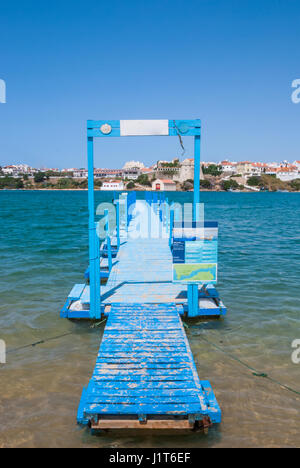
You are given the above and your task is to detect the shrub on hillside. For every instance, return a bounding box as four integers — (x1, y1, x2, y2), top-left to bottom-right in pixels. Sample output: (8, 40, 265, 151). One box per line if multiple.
(200, 179, 212, 189)
(247, 176, 263, 187)
(202, 164, 223, 177)
(222, 179, 239, 191)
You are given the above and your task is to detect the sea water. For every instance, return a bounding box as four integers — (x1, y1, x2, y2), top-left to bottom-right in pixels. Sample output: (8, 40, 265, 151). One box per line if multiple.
(0, 190, 299, 448)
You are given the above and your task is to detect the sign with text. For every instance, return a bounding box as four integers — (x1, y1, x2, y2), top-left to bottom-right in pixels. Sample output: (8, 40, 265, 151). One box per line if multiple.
(172, 221, 218, 284)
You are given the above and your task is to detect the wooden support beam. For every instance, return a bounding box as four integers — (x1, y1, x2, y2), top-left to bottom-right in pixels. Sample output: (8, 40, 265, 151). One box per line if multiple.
(91, 419, 194, 430)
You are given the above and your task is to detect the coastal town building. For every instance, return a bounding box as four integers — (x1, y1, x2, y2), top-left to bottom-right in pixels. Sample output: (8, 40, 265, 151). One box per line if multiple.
(174, 158, 194, 183)
(2, 158, 299, 188)
(152, 179, 176, 191)
(123, 161, 145, 169)
(220, 160, 236, 173)
(153, 158, 203, 183)
(101, 180, 124, 190)
(293, 160, 300, 170)
(155, 159, 180, 178)
(235, 161, 253, 176)
(122, 167, 141, 180)
(61, 168, 77, 173)
(276, 166, 299, 182)
(73, 169, 88, 178)
(94, 169, 123, 179)
(2, 164, 33, 176)
(250, 162, 269, 175)
(140, 167, 154, 176)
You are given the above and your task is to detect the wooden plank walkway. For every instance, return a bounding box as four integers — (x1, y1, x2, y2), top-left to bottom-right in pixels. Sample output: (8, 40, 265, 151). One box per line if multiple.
(62, 205, 226, 317)
(77, 303, 221, 429)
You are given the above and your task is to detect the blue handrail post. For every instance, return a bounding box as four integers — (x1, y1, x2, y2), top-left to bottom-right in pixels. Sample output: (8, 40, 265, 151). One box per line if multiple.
(165, 197, 169, 230)
(104, 209, 113, 273)
(94, 222, 101, 319)
(188, 284, 194, 317)
(148, 194, 152, 240)
(169, 207, 174, 249)
(116, 199, 120, 250)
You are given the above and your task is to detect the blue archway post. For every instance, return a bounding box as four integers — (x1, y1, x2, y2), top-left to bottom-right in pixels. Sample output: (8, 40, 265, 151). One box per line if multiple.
(88, 136, 101, 319)
(189, 131, 201, 317)
(193, 133, 201, 221)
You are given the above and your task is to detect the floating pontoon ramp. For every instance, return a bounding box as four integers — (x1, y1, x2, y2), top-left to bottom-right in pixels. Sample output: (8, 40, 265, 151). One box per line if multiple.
(61, 119, 224, 433)
(78, 303, 221, 430)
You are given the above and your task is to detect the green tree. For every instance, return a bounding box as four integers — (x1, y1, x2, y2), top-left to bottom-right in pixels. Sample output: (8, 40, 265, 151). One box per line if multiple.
(182, 179, 193, 191)
(222, 179, 239, 191)
(202, 164, 223, 177)
(289, 179, 300, 191)
(0, 176, 17, 188)
(94, 179, 103, 188)
(127, 181, 135, 189)
(136, 174, 151, 186)
(16, 179, 24, 189)
(247, 176, 262, 187)
(200, 179, 212, 189)
(34, 172, 46, 183)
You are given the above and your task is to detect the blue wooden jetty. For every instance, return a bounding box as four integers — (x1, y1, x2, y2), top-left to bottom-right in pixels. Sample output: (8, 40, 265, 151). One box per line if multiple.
(78, 303, 220, 430)
(61, 119, 225, 431)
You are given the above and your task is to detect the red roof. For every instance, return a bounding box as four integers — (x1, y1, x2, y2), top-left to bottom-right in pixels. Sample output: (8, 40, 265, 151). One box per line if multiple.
(252, 162, 268, 167)
(157, 179, 176, 184)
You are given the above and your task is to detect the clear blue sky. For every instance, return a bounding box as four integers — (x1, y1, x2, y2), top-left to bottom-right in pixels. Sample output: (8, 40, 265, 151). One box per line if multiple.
(0, 0, 300, 169)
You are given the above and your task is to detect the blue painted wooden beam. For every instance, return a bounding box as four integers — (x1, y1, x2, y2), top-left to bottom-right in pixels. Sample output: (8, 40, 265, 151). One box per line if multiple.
(87, 119, 201, 138)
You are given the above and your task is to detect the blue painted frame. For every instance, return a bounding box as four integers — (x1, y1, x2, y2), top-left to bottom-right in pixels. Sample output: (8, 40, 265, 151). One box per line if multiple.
(87, 119, 201, 319)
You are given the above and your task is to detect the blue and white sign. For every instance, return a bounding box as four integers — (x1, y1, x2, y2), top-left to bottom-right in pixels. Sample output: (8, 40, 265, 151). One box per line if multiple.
(172, 222, 218, 284)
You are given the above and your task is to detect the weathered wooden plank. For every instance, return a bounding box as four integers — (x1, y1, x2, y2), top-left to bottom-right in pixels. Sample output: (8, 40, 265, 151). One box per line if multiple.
(84, 402, 204, 415)
(87, 387, 200, 398)
(68, 284, 85, 300)
(92, 420, 193, 430)
(88, 380, 197, 390)
(78, 303, 216, 423)
(85, 395, 201, 405)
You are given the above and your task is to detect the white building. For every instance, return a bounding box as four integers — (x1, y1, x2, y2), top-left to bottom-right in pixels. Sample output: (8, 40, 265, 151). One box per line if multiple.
(276, 167, 299, 182)
(122, 168, 141, 180)
(2, 165, 14, 175)
(250, 163, 270, 176)
(293, 160, 300, 170)
(220, 160, 236, 173)
(94, 168, 123, 179)
(73, 169, 88, 178)
(2, 164, 34, 177)
(152, 179, 176, 191)
(101, 180, 124, 191)
(123, 160, 145, 170)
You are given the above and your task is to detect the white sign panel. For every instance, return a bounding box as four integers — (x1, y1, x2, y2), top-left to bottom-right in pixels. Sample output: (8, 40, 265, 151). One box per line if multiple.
(120, 120, 169, 136)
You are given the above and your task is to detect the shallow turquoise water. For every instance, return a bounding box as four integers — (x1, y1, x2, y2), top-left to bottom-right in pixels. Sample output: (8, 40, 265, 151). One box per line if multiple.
(0, 190, 299, 448)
